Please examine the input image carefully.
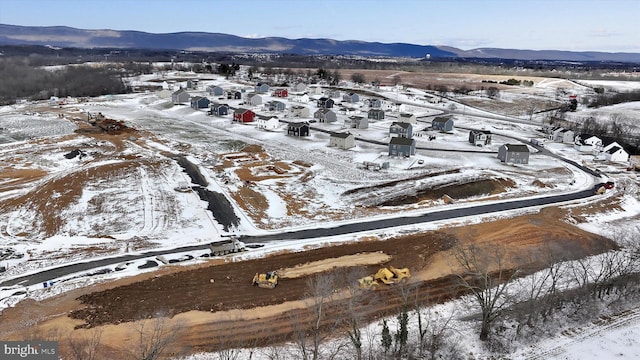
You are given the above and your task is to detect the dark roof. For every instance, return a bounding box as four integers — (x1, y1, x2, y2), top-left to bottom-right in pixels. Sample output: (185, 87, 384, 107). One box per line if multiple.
(257, 115, 277, 120)
(432, 116, 452, 124)
(503, 144, 530, 153)
(471, 129, 491, 135)
(390, 137, 415, 146)
(399, 112, 414, 118)
(391, 122, 411, 129)
(288, 122, 309, 128)
(331, 132, 353, 139)
(315, 108, 333, 114)
(606, 146, 622, 154)
(369, 109, 384, 113)
(172, 88, 187, 95)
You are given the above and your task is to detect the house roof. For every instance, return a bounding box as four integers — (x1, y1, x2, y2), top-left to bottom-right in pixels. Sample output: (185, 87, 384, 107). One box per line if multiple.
(390, 137, 415, 146)
(315, 108, 334, 115)
(391, 122, 411, 129)
(257, 115, 278, 121)
(503, 144, 530, 153)
(348, 116, 364, 121)
(330, 132, 353, 139)
(369, 109, 384, 113)
(399, 112, 415, 118)
(471, 129, 491, 135)
(432, 116, 452, 124)
(288, 122, 309, 128)
(172, 89, 187, 95)
(292, 105, 307, 110)
(606, 146, 622, 154)
(212, 103, 229, 108)
(234, 108, 252, 115)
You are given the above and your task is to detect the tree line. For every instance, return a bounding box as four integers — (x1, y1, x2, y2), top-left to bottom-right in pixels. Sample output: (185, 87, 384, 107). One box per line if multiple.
(0, 58, 133, 105)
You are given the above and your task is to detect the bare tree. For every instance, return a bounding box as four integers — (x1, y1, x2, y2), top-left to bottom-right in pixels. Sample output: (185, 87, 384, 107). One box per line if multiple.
(128, 315, 183, 360)
(351, 73, 365, 84)
(485, 87, 500, 99)
(291, 273, 341, 360)
(453, 244, 518, 341)
(392, 75, 402, 86)
(67, 327, 104, 360)
(340, 268, 375, 360)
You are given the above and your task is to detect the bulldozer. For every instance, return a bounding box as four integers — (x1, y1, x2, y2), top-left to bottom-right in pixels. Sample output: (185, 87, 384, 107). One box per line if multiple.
(252, 271, 278, 289)
(358, 266, 411, 290)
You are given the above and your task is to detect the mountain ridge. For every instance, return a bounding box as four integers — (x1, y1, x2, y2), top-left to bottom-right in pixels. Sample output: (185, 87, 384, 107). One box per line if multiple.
(1, 24, 639, 62)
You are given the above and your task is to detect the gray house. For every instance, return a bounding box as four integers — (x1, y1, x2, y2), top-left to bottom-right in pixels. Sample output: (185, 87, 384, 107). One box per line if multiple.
(246, 93, 262, 106)
(317, 97, 335, 109)
(291, 105, 310, 118)
(343, 92, 360, 103)
(398, 112, 417, 124)
(255, 83, 270, 93)
(469, 130, 492, 146)
(186, 79, 198, 90)
(207, 85, 224, 96)
(227, 90, 242, 100)
(292, 83, 306, 92)
(368, 98, 382, 108)
(497, 144, 530, 164)
(209, 103, 229, 117)
(345, 116, 368, 129)
(329, 132, 355, 149)
(390, 122, 413, 139)
(432, 116, 454, 132)
(314, 108, 337, 123)
(190, 96, 210, 109)
(368, 109, 385, 120)
(267, 100, 286, 112)
(171, 89, 190, 104)
(287, 122, 310, 137)
(389, 137, 416, 157)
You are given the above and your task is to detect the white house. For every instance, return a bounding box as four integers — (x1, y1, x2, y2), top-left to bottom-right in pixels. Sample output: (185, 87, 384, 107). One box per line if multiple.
(598, 141, 629, 162)
(554, 128, 574, 144)
(255, 115, 280, 131)
(398, 112, 417, 124)
(292, 93, 310, 103)
(574, 134, 602, 152)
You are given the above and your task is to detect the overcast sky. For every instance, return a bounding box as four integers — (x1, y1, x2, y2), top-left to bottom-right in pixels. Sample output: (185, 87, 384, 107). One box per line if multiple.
(2, 0, 639, 52)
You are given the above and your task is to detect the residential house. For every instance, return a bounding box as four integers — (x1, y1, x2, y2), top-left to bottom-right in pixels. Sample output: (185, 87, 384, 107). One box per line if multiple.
(432, 116, 454, 132)
(292, 83, 307, 92)
(317, 97, 335, 109)
(246, 93, 263, 106)
(398, 112, 417, 124)
(266, 100, 286, 112)
(555, 128, 575, 144)
(314, 108, 337, 123)
(307, 85, 322, 95)
(209, 103, 229, 117)
(291, 105, 310, 118)
(389, 102, 405, 112)
(368, 109, 385, 120)
(326, 89, 341, 98)
(598, 141, 629, 162)
(272, 88, 288, 97)
(171, 89, 190, 104)
(186, 79, 198, 90)
(497, 144, 530, 164)
(227, 90, 242, 100)
(389, 122, 413, 139)
(345, 116, 368, 129)
(329, 132, 355, 149)
(190, 96, 210, 110)
(574, 134, 602, 152)
(207, 85, 224, 96)
(255, 115, 280, 131)
(388, 137, 416, 157)
(343, 92, 360, 103)
(233, 108, 256, 123)
(254, 83, 270, 93)
(368, 98, 382, 108)
(293, 93, 310, 103)
(287, 122, 310, 137)
(469, 130, 492, 146)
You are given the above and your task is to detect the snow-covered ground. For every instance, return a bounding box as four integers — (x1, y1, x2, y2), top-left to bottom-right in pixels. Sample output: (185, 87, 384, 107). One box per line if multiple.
(1, 72, 639, 359)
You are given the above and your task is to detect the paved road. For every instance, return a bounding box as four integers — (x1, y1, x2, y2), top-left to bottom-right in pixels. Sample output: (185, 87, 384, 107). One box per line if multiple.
(0, 187, 596, 288)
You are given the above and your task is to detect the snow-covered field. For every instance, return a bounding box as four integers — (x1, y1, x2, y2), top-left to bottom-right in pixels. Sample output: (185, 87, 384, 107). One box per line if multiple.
(1, 71, 639, 359)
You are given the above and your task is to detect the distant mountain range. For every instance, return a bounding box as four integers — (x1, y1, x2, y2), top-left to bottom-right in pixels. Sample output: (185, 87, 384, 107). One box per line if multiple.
(2, 24, 640, 63)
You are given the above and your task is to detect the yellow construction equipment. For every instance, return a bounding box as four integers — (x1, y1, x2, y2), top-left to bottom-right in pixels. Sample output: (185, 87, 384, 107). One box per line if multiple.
(252, 271, 278, 289)
(358, 266, 411, 289)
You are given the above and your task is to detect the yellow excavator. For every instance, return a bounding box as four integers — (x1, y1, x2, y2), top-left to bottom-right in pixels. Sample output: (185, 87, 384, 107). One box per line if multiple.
(252, 271, 278, 289)
(358, 266, 411, 290)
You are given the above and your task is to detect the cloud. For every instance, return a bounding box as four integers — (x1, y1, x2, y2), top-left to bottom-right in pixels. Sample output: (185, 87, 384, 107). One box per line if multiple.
(242, 33, 263, 39)
(589, 29, 622, 38)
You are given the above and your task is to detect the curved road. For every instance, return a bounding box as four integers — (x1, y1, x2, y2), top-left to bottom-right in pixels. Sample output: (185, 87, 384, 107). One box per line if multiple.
(0, 90, 603, 289)
(1, 187, 597, 288)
